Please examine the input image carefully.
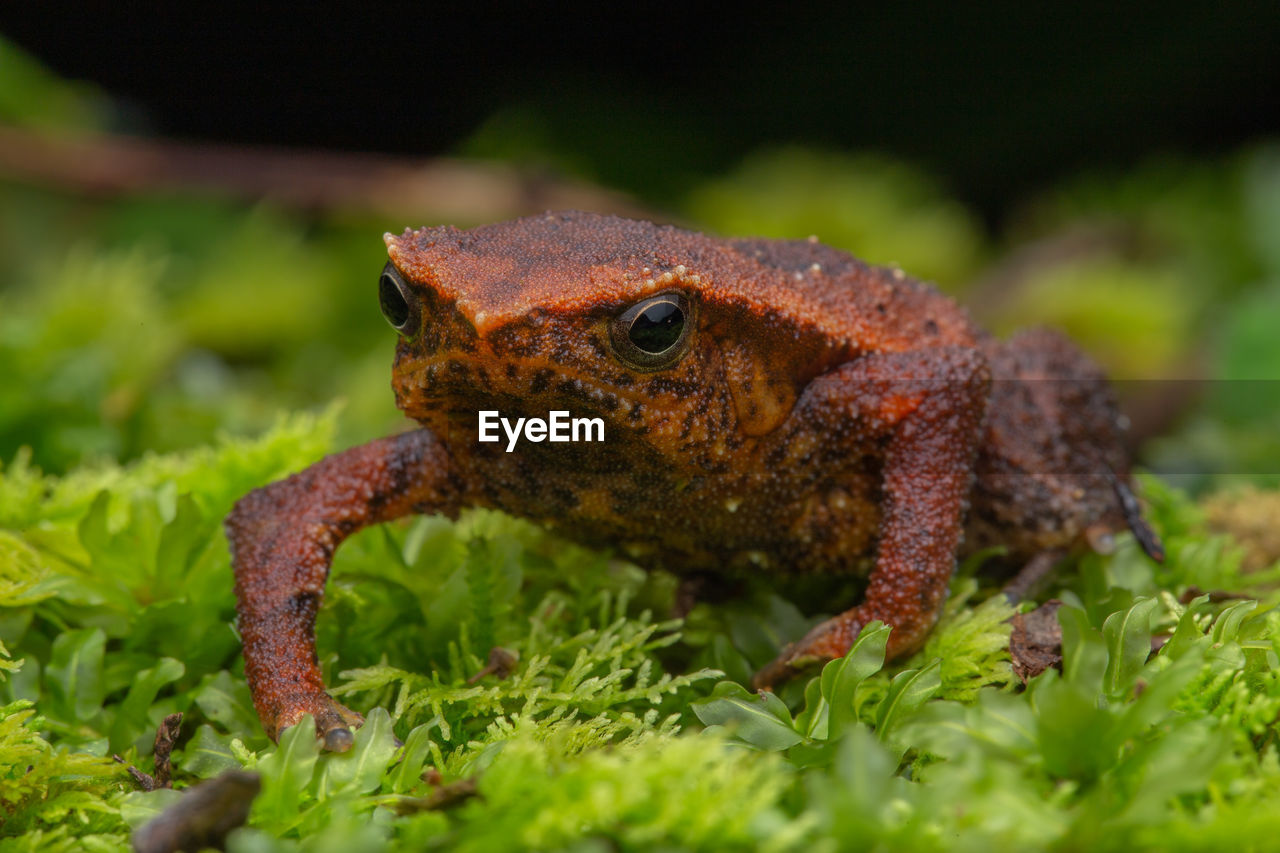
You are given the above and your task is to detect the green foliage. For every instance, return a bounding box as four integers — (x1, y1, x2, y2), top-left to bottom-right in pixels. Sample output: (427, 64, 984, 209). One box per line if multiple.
(19, 411, 1280, 850)
(982, 256, 1200, 378)
(1153, 278, 1280, 490)
(1026, 151, 1275, 297)
(685, 148, 986, 288)
(0, 411, 340, 789)
(0, 248, 178, 467)
(1017, 146, 1280, 490)
(0, 36, 109, 131)
(420, 729, 792, 851)
(911, 576, 1019, 701)
(1, 667, 130, 837)
(694, 621, 941, 767)
(0, 202, 397, 474)
(0, 415, 729, 847)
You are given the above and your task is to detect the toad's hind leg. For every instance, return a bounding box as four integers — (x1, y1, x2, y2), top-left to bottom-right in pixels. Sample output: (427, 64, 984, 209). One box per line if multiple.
(966, 328, 1163, 564)
(226, 429, 462, 749)
(753, 347, 989, 690)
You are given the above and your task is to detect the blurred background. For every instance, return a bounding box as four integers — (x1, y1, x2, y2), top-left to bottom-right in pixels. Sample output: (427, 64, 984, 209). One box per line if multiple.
(2, 4, 1280, 501)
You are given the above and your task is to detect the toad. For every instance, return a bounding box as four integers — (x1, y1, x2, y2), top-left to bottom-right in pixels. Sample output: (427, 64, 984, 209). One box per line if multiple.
(226, 211, 1162, 750)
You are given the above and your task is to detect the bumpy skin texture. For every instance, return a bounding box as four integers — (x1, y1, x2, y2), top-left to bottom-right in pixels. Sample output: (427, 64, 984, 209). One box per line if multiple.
(227, 211, 1159, 748)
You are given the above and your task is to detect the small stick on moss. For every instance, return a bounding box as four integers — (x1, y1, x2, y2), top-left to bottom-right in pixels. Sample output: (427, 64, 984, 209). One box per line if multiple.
(393, 776, 480, 814)
(115, 757, 157, 792)
(115, 712, 183, 791)
(1178, 585, 1253, 605)
(152, 712, 182, 789)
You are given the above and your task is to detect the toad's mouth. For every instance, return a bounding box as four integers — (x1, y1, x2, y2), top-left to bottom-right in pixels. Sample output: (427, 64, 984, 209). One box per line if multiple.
(392, 347, 644, 428)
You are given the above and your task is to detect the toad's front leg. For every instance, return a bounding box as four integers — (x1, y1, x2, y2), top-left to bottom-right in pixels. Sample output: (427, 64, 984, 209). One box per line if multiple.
(753, 348, 989, 690)
(226, 429, 462, 750)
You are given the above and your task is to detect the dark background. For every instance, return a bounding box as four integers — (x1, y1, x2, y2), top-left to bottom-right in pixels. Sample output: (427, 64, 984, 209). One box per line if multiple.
(4, 2, 1280, 221)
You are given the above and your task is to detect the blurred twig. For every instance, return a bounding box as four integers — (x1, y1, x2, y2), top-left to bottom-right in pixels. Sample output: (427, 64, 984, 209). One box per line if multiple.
(967, 224, 1208, 450)
(0, 124, 653, 223)
(131, 769, 261, 853)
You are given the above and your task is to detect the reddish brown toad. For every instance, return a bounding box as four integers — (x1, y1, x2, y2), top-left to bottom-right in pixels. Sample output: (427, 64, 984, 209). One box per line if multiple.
(227, 211, 1162, 749)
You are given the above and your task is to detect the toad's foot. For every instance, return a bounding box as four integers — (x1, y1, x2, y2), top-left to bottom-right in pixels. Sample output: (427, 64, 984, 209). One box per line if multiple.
(752, 348, 984, 692)
(750, 647, 805, 692)
(751, 615, 859, 692)
(272, 693, 365, 752)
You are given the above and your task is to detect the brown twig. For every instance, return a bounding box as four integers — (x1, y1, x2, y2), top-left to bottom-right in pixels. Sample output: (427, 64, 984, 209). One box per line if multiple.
(115, 712, 183, 792)
(131, 769, 261, 853)
(151, 712, 182, 789)
(0, 124, 654, 224)
(393, 776, 480, 814)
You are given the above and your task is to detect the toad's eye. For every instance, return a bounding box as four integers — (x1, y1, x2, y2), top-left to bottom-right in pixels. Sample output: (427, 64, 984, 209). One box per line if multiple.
(608, 292, 693, 370)
(379, 263, 419, 336)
